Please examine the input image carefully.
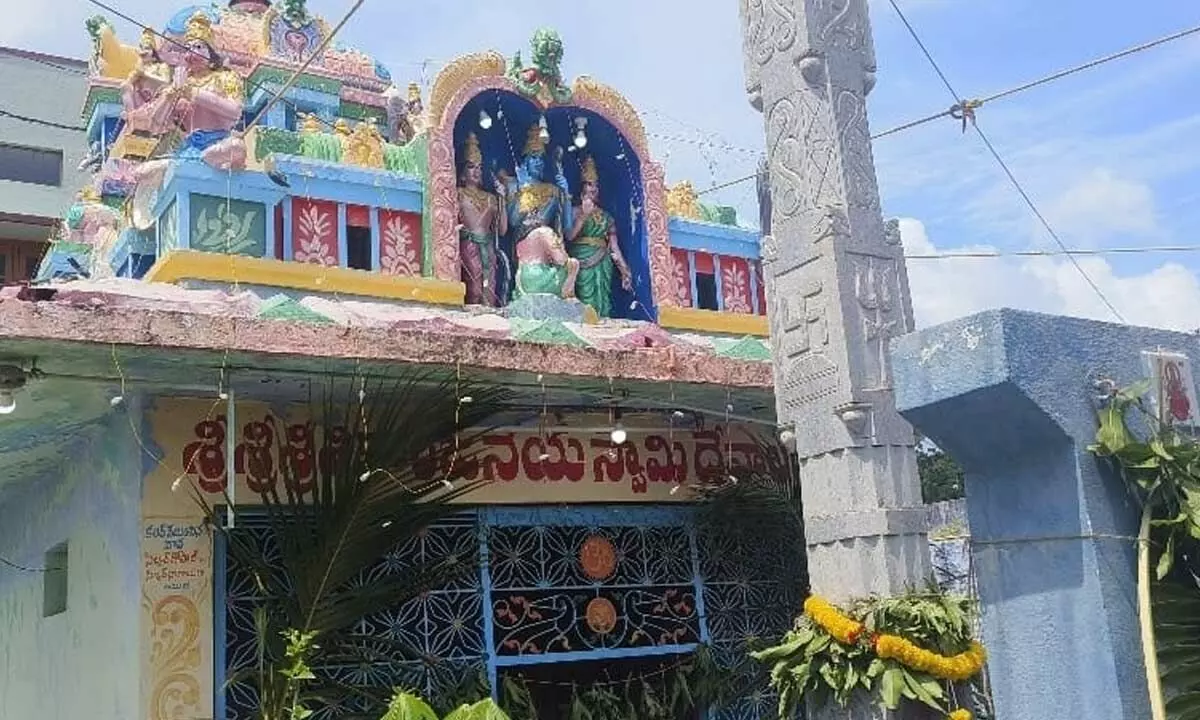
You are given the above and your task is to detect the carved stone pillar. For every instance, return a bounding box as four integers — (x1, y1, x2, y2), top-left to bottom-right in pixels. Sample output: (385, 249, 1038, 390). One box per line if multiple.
(740, 0, 930, 619)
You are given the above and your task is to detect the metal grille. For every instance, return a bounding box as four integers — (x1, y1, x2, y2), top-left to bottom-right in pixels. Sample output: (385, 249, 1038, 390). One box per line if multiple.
(221, 508, 792, 719)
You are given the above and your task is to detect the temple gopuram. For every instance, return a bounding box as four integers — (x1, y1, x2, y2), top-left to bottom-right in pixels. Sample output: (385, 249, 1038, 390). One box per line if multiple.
(0, 3, 799, 720)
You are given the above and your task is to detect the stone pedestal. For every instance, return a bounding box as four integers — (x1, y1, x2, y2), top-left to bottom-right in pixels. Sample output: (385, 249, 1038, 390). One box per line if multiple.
(505, 294, 598, 324)
(893, 309, 1159, 719)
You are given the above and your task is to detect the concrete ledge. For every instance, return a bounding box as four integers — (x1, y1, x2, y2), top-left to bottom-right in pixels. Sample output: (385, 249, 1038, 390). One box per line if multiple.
(804, 507, 928, 545)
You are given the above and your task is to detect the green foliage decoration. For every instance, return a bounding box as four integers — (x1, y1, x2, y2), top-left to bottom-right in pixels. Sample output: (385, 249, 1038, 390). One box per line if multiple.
(752, 587, 982, 718)
(1089, 381, 1200, 719)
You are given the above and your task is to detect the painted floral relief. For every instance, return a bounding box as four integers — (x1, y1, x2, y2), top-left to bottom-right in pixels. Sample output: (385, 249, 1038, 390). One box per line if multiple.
(721, 259, 753, 314)
(380, 211, 420, 276)
(293, 203, 337, 266)
(670, 249, 692, 307)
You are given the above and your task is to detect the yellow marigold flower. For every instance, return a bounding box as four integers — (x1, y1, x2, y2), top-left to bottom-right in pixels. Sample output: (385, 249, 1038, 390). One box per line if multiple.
(948, 709, 973, 720)
(803, 595, 864, 645)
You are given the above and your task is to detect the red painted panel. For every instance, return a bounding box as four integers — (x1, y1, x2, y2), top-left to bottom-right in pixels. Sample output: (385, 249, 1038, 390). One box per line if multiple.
(291, 199, 338, 266)
(346, 204, 370, 227)
(719, 256, 753, 314)
(754, 261, 767, 316)
(692, 252, 714, 275)
(670, 248, 692, 307)
(378, 209, 422, 276)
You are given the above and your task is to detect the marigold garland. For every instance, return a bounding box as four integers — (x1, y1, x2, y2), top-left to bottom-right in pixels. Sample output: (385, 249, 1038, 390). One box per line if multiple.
(803, 594, 987, 683)
(948, 710, 973, 720)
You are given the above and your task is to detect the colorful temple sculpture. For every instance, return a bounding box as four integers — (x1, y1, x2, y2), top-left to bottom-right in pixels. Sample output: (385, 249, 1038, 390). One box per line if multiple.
(54, 3, 769, 334)
(0, 3, 797, 720)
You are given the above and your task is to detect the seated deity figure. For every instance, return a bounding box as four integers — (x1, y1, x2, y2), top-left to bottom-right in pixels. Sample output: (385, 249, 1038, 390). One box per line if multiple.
(566, 156, 632, 318)
(457, 132, 508, 306)
(124, 12, 246, 171)
(506, 125, 579, 300)
(120, 29, 171, 118)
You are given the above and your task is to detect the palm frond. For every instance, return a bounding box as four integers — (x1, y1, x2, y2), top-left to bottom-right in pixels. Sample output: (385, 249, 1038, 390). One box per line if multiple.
(199, 369, 514, 718)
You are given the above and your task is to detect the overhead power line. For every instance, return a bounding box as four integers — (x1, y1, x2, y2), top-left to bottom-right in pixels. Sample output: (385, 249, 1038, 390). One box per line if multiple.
(885, 0, 1126, 323)
(905, 245, 1200, 260)
(0, 108, 86, 132)
(701, 18, 1200, 193)
(872, 20, 1200, 139)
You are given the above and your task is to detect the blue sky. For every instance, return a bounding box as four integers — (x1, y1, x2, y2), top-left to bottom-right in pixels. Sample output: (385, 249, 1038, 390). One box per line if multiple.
(5, 0, 1200, 330)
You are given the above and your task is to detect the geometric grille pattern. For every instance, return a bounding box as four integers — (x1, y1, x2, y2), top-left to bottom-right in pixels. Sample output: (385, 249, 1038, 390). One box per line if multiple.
(221, 509, 791, 719)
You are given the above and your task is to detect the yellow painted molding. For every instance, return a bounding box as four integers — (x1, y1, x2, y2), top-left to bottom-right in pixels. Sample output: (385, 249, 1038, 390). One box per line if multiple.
(658, 305, 769, 337)
(146, 250, 466, 305)
(110, 129, 159, 161)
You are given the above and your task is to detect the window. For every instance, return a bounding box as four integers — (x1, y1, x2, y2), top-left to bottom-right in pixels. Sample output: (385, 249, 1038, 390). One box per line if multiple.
(346, 225, 372, 271)
(43, 542, 68, 617)
(695, 273, 719, 311)
(0, 143, 63, 186)
(25, 256, 38, 280)
(0, 255, 7, 285)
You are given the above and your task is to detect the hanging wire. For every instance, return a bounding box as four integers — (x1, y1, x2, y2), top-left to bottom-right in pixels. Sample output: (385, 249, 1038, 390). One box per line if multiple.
(885, 0, 1126, 324)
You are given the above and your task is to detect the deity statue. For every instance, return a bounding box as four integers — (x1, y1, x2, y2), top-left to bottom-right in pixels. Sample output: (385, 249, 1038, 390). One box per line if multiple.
(124, 12, 246, 171)
(566, 156, 632, 318)
(508, 29, 572, 106)
(506, 125, 578, 300)
(120, 28, 171, 117)
(457, 132, 508, 306)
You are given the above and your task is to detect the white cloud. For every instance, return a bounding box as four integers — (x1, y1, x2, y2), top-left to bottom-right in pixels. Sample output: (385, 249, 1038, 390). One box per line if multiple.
(1042, 168, 1160, 245)
(901, 217, 1200, 332)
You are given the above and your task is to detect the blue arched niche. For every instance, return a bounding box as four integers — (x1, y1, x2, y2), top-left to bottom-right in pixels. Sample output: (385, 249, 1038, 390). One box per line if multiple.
(452, 90, 654, 322)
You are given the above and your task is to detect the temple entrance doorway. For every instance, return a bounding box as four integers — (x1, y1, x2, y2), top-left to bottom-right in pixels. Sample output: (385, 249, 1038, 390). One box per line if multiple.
(499, 653, 700, 720)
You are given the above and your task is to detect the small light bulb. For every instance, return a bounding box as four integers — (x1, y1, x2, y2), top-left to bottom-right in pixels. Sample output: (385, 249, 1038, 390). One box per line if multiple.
(672, 410, 686, 419)
(629, 301, 639, 310)
(573, 129, 587, 149)
(0, 389, 15, 415)
(359, 470, 374, 482)
(441, 478, 454, 489)
(460, 395, 474, 404)
(381, 519, 393, 528)
(171, 475, 185, 492)
(218, 390, 229, 401)
(539, 127, 550, 142)
(670, 484, 681, 495)
(110, 395, 125, 407)
(479, 110, 493, 129)
(610, 424, 627, 445)
(615, 152, 625, 160)
(779, 429, 795, 445)
(728, 475, 739, 485)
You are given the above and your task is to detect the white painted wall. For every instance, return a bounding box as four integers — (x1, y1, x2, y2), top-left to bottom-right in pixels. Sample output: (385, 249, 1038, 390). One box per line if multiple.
(0, 410, 142, 720)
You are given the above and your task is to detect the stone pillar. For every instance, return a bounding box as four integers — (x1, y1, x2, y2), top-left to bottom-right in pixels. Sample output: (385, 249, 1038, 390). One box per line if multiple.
(738, 0, 929, 602)
(892, 309, 1155, 719)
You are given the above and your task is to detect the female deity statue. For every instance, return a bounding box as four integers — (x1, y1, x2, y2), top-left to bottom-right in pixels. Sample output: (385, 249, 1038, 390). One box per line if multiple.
(457, 132, 508, 306)
(506, 125, 578, 300)
(125, 12, 246, 170)
(566, 156, 632, 317)
(120, 29, 171, 119)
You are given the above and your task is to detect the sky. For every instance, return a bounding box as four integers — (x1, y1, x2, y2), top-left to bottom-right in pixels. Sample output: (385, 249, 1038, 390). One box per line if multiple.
(3, 0, 1200, 332)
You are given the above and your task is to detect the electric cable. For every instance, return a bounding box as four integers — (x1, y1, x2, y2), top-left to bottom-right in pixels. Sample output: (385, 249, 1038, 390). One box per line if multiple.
(886, 0, 1126, 323)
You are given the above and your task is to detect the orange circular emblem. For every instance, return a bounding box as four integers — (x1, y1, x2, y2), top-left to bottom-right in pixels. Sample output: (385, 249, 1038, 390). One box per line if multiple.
(579, 535, 617, 580)
(585, 597, 618, 634)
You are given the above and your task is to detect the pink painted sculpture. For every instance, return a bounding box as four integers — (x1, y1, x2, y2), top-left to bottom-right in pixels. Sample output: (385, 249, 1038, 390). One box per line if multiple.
(457, 132, 508, 306)
(124, 12, 246, 171)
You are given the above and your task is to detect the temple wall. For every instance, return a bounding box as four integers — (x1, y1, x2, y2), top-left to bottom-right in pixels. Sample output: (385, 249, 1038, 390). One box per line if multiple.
(0, 411, 142, 720)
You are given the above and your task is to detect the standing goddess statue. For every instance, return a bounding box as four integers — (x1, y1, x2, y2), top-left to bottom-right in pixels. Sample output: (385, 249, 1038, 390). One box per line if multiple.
(566, 156, 632, 318)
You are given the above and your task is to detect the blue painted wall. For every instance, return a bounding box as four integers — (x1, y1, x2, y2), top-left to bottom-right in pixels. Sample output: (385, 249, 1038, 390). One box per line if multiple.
(0, 401, 143, 720)
(892, 308, 1183, 720)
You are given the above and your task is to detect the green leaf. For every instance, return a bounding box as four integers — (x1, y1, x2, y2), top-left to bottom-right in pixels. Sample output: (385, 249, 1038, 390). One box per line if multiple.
(1158, 532, 1177, 580)
(880, 668, 903, 710)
